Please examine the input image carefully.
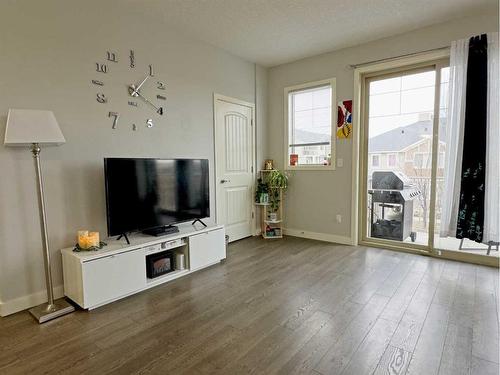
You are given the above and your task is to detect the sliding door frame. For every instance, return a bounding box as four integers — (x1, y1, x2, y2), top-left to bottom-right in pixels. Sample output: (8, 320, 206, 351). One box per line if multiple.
(352, 50, 498, 267)
(427, 60, 449, 254)
(358, 60, 445, 254)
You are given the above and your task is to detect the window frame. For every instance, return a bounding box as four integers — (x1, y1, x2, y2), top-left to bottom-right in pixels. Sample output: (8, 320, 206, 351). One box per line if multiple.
(284, 78, 337, 171)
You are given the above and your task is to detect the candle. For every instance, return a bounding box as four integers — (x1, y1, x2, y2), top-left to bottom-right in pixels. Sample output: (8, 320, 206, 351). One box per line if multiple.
(77, 230, 100, 249)
(89, 232, 100, 247)
(78, 230, 89, 248)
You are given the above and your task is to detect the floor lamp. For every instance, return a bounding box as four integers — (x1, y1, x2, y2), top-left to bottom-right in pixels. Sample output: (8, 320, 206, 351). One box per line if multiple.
(4, 109, 75, 323)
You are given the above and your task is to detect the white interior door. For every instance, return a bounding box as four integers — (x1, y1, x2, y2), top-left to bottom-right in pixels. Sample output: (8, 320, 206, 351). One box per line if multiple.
(214, 95, 255, 242)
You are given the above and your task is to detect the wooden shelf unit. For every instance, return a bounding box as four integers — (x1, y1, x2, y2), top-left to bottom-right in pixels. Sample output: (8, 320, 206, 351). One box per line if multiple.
(256, 169, 284, 239)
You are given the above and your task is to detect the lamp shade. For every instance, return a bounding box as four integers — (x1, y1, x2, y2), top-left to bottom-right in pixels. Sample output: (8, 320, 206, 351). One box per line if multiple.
(4, 109, 65, 146)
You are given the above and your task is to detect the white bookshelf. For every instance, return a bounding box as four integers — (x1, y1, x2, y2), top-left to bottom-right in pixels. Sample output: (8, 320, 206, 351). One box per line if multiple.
(256, 170, 284, 239)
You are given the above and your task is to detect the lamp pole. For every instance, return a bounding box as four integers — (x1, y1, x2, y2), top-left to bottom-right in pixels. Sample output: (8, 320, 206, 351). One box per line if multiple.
(28, 143, 74, 323)
(31, 143, 55, 307)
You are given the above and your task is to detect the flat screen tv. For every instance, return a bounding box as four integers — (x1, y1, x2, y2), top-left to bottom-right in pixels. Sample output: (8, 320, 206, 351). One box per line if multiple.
(104, 158, 209, 237)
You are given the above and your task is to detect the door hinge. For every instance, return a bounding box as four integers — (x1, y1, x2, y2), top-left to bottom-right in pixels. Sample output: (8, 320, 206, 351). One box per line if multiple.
(251, 119, 254, 126)
(252, 212, 254, 219)
(251, 165, 254, 173)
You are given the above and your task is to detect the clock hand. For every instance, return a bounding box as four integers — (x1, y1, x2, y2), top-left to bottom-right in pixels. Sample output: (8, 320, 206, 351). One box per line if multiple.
(128, 74, 150, 97)
(135, 90, 163, 114)
(135, 74, 150, 92)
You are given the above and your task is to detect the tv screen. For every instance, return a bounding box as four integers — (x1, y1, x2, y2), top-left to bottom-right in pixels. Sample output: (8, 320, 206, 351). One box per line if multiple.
(104, 158, 209, 236)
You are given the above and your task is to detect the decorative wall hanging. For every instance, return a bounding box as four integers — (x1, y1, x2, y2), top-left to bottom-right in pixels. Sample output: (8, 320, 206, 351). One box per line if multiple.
(337, 100, 353, 139)
(92, 50, 167, 131)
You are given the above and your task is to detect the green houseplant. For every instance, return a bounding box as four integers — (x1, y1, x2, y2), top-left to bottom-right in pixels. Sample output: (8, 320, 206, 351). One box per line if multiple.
(255, 178, 269, 203)
(267, 169, 288, 213)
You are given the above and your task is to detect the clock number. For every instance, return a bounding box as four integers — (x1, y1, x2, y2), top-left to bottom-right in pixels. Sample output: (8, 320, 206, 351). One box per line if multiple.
(128, 101, 138, 107)
(157, 107, 164, 116)
(129, 50, 135, 68)
(132, 124, 137, 131)
(109, 112, 119, 129)
(96, 93, 107, 103)
(96, 63, 108, 73)
(106, 51, 118, 63)
(146, 119, 154, 128)
(149, 64, 154, 77)
(92, 79, 104, 86)
(157, 81, 166, 90)
(157, 94, 166, 100)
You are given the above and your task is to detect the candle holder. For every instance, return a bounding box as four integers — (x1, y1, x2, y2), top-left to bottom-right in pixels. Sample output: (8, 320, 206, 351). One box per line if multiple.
(73, 241, 107, 252)
(75, 230, 106, 252)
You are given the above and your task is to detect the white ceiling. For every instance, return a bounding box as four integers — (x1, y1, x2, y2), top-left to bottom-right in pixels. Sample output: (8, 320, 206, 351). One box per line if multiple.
(146, 0, 497, 67)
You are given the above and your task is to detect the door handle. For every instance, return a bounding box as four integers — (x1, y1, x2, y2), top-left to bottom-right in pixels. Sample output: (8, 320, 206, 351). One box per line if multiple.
(220, 179, 231, 184)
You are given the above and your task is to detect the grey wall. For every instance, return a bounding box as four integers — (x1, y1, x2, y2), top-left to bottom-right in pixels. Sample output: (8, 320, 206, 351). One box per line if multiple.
(267, 11, 499, 241)
(0, 0, 265, 311)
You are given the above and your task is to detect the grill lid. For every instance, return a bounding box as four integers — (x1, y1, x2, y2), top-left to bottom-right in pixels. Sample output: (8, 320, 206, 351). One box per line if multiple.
(371, 171, 413, 190)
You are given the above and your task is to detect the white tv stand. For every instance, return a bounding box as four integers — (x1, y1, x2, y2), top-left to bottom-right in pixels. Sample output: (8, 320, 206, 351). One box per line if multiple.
(61, 223, 225, 310)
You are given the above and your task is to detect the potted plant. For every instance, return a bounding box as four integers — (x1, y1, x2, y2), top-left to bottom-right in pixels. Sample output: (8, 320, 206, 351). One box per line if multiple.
(255, 178, 269, 203)
(267, 169, 288, 213)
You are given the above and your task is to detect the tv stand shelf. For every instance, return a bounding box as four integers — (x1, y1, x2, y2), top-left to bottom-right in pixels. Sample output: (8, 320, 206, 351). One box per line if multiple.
(61, 222, 225, 310)
(146, 269, 190, 287)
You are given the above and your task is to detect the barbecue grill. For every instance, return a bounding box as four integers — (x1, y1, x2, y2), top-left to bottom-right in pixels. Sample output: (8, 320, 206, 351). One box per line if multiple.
(368, 171, 421, 242)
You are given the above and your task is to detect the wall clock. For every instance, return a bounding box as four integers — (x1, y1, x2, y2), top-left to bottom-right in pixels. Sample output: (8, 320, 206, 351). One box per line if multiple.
(92, 50, 167, 131)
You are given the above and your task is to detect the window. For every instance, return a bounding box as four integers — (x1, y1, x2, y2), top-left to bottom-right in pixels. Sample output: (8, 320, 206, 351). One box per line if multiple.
(285, 78, 336, 169)
(388, 154, 397, 167)
(414, 152, 431, 169)
(438, 152, 445, 168)
(414, 153, 423, 168)
(372, 155, 380, 167)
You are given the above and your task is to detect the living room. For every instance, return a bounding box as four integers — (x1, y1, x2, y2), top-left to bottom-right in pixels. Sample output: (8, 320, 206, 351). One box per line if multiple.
(0, 0, 499, 374)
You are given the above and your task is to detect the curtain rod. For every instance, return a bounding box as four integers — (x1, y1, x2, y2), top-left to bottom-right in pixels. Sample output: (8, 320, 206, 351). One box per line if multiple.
(348, 46, 450, 69)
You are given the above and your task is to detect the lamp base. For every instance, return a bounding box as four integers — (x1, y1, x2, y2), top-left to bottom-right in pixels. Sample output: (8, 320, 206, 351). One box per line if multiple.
(29, 298, 75, 324)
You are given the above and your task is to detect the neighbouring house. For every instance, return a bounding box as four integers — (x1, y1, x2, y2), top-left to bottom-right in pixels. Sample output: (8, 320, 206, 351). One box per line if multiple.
(368, 114, 447, 229)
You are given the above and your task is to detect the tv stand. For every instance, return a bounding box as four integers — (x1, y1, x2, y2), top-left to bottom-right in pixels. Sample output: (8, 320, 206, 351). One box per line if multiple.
(61, 224, 226, 310)
(117, 233, 130, 245)
(143, 225, 179, 237)
(192, 218, 207, 227)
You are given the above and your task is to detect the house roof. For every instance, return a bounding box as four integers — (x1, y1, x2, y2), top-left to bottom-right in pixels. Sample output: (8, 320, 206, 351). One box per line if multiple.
(369, 119, 446, 153)
(292, 129, 330, 145)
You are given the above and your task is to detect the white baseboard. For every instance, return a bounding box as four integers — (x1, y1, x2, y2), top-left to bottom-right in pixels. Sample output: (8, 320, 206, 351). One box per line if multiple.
(283, 228, 353, 246)
(0, 285, 64, 317)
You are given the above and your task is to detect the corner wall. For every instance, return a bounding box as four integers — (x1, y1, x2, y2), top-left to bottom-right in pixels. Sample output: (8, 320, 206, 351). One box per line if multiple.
(266, 12, 498, 244)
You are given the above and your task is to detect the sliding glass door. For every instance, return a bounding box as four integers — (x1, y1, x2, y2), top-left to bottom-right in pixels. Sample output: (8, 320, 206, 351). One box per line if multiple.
(360, 60, 449, 253)
(360, 58, 497, 261)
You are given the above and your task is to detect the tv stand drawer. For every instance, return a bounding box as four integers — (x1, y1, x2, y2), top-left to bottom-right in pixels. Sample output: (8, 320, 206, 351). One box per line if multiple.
(189, 228, 226, 271)
(82, 250, 146, 308)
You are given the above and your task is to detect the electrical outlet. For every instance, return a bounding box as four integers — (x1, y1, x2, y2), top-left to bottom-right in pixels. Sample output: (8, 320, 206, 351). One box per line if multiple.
(336, 214, 342, 223)
(337, 158, 344, 167)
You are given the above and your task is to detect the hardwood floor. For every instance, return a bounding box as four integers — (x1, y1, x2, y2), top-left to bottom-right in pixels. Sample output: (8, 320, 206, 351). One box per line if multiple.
(0, 236, 498, 374)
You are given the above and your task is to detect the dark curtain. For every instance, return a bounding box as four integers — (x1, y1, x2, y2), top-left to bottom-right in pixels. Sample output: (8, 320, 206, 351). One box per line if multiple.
(456, 34, 488, 242)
